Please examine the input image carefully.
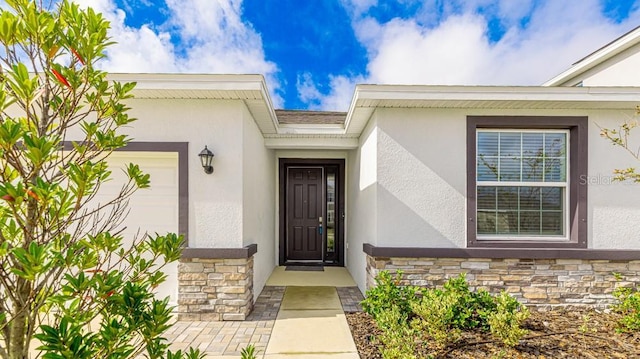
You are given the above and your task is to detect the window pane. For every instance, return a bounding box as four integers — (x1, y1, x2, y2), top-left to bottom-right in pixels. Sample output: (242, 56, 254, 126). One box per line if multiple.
(478, 132, 498, 156)
(542, 211, 563, 235)
(497, 186, 518, 209)
(500, 133, 521, 157)
(477, 210, 496, 234)
(519, 187, 540, 210)
(497, 211, 518, 234)
(478, 186, 496, 210)
(541, 187, 563, 210)
(326, 173, 335, 254)
(544, 158, 566, 182)
(522, 133, 543, 157)
(499, 157, 521, 181)
(545, 133, 566, 157)
(520, 211, 541, 234)
(522, 157, 544, 181)
(477, 156, 498, 181)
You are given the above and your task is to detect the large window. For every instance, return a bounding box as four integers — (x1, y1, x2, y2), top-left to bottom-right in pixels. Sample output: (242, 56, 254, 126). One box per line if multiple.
(477, 130, 568, 238)
(467, 117, 588, 248)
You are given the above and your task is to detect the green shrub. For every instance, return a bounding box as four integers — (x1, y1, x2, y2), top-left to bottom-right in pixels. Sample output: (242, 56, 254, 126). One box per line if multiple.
(486, 292, 530, 346)
(361, 270, 418, 321)
(364, 271, 530, 355)
(613, 285, 640, 332)
(441, 274, 496, 330)
(376, 306, 418, 359)
(410, 288, 461, 349)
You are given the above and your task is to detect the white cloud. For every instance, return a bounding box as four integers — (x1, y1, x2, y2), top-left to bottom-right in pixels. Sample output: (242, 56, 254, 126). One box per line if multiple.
(297, 73, 365, 111)
(73, 0, 283, 107)
(367, 14, 493, 85)
(329, 0, 640, 101)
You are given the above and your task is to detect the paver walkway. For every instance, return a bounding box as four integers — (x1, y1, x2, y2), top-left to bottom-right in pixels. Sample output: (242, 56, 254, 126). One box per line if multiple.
(165, 286, 284, 357)
(165, 284, 364, 358)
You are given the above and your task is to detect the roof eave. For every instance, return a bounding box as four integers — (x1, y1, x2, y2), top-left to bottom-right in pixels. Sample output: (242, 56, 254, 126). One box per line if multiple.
(344, 85, 640, 137)
(542, 27, 640, 87)
(108, 73, 279, 134)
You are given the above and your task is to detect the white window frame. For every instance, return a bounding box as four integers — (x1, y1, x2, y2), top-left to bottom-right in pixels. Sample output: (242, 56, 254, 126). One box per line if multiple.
(476, 129, 570, 241)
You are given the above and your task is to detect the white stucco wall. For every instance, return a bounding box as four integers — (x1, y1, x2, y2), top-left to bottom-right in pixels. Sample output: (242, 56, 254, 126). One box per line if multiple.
(581, 44, 640, 86)
(242, 106, 276, 298)
(586, 109, 640, 249)
(376, 108, 467, 248)
(359, 107, 640, 252)
(346, 115, 378, 292)
(124, 99, 245, 248)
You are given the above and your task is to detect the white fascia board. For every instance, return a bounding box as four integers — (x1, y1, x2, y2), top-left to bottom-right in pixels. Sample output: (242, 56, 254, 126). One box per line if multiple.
(264, 137, 359, 149)
(351, 84, 640, 103)
(277, 124, 345, 136)
(108, 73, 266, 93)
(543, 27, 640, 87)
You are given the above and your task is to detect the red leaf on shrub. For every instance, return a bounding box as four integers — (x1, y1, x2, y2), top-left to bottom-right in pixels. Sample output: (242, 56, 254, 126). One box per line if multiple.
(70, 48, 85, 65)
(26, 190, 39, 200)
(52, 69, 71, 88)
(1, 194, 14, 202)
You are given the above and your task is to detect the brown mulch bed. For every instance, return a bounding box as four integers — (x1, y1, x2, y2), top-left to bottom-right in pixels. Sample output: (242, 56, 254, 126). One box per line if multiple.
(346, 309, 640, 358)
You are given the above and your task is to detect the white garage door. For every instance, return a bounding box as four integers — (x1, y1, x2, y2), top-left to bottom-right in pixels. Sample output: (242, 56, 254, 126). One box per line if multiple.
(93, 151, 180, 304)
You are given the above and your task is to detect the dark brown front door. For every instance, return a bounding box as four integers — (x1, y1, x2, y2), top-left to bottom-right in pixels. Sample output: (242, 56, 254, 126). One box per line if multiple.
(286, 167, 323, 260)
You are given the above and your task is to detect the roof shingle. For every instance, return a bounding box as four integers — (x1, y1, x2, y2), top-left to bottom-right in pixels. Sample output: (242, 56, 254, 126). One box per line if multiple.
(275, 110, 346, 125)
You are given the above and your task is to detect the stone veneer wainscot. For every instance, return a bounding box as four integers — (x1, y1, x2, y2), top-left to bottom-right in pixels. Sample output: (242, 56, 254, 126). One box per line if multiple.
(177, 244, 257, 321)
(364, 244, 640, 308)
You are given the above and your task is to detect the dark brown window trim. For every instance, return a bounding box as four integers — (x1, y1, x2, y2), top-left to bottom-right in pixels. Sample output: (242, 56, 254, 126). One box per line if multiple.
(182, 244, 258, 259)
(363, 243, 640, 260)
(466, 116, 588, 249)
(62, 141, 190, 244)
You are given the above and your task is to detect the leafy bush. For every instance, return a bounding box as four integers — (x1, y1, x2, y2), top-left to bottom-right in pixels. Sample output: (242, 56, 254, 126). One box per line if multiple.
(441, 274, 496, 330)
(613, 285, 640, 332)
(376, 306, 418, 359)
(361, 270, 418, 321)
(487, 292, 530, 346)
(410, 288, 461, 349)
(364, 272, 530, 354)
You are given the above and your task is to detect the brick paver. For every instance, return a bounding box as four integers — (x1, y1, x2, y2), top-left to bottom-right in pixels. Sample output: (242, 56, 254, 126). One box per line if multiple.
(165, 286, 285, 356)
(165, 285, 363, 356)
(336, 286, 364, 312)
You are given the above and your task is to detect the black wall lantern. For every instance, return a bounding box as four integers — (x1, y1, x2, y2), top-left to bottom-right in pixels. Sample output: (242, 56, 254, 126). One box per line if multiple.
(198, 146, 214, 174)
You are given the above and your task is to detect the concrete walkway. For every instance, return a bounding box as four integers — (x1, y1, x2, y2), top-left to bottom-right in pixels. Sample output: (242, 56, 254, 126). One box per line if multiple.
(165, 267, 364, 358)
(263, 286, 359, 358)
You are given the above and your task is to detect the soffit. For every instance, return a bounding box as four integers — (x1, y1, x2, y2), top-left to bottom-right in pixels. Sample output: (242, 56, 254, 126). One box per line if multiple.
(108, 73, 279, 134)
(345, 85, 640, 136)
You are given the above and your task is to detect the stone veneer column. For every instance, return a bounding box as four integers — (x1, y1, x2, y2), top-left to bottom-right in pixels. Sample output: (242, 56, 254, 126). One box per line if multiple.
(177, 244, 257, 321)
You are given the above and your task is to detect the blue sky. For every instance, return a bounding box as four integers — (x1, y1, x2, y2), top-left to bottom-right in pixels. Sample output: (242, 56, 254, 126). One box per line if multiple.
(73, 0, 639, 110)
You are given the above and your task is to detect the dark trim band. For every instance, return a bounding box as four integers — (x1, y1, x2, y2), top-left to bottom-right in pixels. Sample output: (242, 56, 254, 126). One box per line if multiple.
(182, 244, 258, 259)
(363, 243, 640, 260)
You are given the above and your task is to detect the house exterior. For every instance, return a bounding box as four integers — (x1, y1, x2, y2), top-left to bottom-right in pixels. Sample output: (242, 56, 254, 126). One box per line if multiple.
(101, 28, 640, 321)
